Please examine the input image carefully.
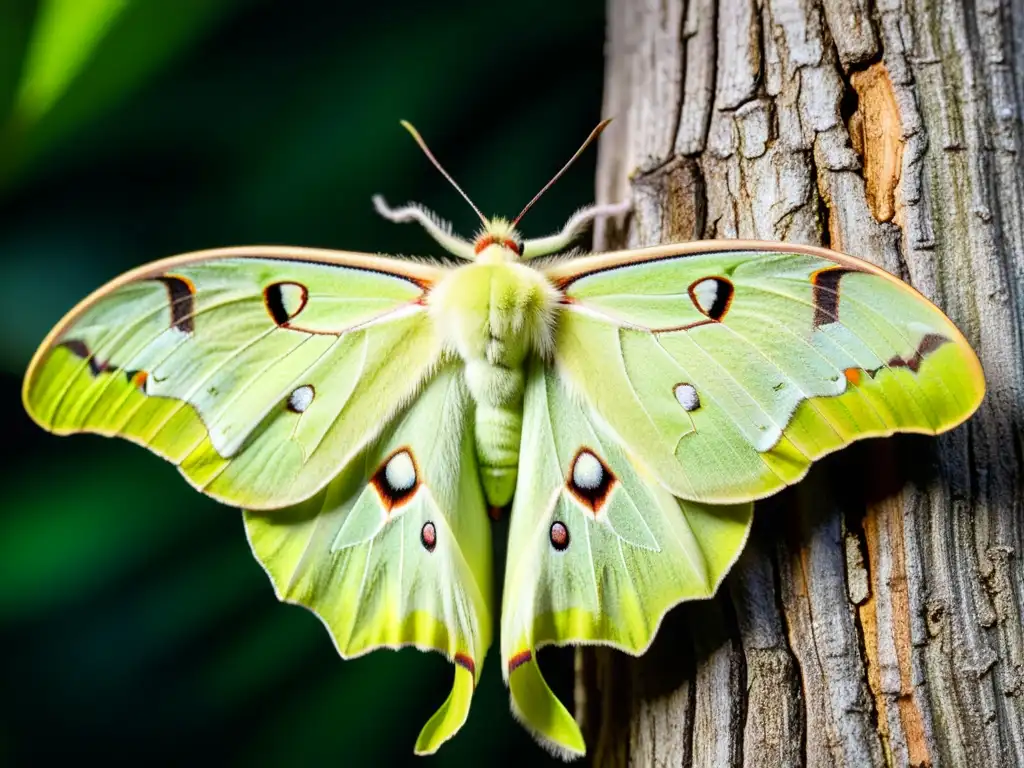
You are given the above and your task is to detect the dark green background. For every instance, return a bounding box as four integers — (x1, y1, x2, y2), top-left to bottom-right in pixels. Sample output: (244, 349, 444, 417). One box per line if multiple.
(0, 1, 605, 763)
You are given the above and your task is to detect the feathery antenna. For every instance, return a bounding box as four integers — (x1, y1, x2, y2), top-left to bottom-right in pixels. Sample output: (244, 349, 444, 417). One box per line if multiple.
(400, 120, 487, 226)
(511, 118, 612, 228)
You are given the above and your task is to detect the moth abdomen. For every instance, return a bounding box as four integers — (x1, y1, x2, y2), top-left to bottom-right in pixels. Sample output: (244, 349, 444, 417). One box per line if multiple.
(464, 360, 524, 508)
(474, 402, 521, 508)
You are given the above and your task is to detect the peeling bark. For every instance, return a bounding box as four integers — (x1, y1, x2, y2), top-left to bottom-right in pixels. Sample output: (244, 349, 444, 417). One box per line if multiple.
(584, 0, 1024, 764)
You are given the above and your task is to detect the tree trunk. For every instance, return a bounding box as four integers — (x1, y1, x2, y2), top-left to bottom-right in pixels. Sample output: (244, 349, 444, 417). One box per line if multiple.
(580, 0, 1024, 765)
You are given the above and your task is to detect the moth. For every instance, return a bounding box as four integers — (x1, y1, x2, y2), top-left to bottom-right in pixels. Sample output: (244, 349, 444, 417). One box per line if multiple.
(22, 120, 985, 758)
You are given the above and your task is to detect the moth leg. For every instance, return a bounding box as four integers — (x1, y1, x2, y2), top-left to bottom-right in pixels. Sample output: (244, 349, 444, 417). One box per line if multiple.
(521, 200, 632, 259)
(372, 195, 476, 260)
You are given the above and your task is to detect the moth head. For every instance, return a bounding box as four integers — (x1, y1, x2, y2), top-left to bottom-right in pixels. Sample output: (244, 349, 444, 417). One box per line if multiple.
(473, 218, 524, 259)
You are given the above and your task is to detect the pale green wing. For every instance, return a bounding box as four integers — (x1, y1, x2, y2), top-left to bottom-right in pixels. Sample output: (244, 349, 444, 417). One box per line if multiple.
(500, 359, 752, 757)
(246, 365, 492, 755)
(23, 246, 443, 509)
(546, 241, 985, 504)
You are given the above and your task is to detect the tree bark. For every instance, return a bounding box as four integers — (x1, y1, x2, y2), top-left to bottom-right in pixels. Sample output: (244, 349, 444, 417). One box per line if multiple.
(581, 0, 1024, 765)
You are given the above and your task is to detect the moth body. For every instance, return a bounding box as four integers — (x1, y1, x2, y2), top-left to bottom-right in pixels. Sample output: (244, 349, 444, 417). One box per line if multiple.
(430, 237, 558, 508)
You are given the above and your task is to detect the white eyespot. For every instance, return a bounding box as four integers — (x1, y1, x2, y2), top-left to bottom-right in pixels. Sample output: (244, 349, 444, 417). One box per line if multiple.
(267, 281, 308, 320)
(288, 384, 315, 413)
(690, 278, 720, 314)
(674, 383, 700, 411)
(572, 450, 604, 490)
(384, 450, 417, 492)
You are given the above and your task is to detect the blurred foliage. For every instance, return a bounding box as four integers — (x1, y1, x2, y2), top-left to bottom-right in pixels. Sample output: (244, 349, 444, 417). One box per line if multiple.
(0, 0, 605, 764)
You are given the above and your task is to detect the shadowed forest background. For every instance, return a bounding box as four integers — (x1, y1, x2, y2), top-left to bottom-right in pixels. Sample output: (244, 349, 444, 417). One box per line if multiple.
(0, 1, 604, 763)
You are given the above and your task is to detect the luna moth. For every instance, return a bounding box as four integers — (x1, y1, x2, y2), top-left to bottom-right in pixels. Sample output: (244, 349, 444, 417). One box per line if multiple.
(22, 119, 985, 758)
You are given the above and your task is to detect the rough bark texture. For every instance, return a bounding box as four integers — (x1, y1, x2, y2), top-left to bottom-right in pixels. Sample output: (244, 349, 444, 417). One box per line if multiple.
(581, 0, 1024, 765)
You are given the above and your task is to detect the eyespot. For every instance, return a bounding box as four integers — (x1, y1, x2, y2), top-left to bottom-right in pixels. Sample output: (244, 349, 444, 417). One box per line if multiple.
(572, 451, 604, 490)
(370, 448, 419, 510)
(550, 521, 570, 551)
(567, 449, 616, 513)
(264, 281, 309, 326)
(673, 382, 700, 411)
(421, 521, 437, 552)
(385, 451, 416, 492)
(688, 276, 733, 321)
(287, 384, 315, 413)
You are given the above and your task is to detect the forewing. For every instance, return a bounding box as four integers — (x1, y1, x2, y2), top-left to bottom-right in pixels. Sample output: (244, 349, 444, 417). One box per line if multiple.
(547, 242, 985, 503)
(500, 360, 752, 757)
(23, 246, 443, 508)
(245, 365, 492, 755)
